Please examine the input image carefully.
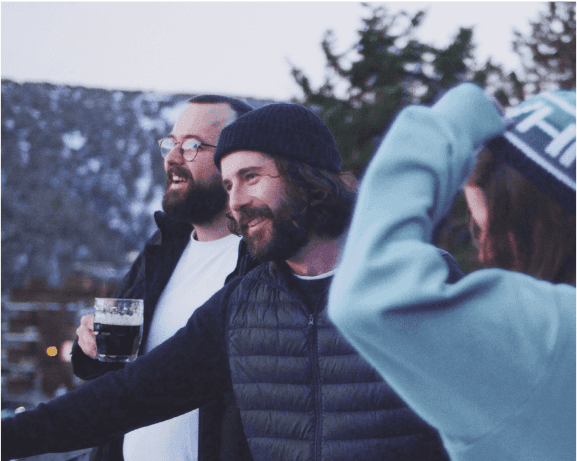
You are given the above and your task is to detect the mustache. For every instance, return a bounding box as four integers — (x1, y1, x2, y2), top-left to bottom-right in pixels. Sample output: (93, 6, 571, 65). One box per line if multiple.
(227, 206, 275, 234)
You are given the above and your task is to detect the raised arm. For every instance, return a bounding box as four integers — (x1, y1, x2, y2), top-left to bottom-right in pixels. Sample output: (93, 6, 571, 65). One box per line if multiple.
(328, 84, 575, 458)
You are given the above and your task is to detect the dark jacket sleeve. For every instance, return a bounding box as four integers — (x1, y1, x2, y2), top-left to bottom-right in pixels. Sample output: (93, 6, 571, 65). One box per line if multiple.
(71, 245, 150, 380)
(2, 279, 241, 461)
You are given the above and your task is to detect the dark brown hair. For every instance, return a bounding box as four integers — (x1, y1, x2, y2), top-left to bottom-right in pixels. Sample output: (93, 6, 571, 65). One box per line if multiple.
(270, 155, 357, 238)
(468, 149, 575, 285)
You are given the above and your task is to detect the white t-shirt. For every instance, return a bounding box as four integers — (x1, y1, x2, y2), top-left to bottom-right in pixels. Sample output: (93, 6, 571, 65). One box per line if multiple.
(123, 231, 241, 461)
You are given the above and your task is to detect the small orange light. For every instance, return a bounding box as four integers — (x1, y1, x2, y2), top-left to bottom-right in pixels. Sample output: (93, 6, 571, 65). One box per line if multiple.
(46, 346, 58, 357)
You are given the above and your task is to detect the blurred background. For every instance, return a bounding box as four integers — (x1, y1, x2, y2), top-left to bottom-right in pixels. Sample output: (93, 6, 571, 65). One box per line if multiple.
(1, 2, 575, 458)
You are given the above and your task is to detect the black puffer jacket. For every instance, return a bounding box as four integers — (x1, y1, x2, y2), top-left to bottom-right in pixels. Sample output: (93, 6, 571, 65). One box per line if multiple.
(3, 251, 462, 461)
(226, 261, 450, 460)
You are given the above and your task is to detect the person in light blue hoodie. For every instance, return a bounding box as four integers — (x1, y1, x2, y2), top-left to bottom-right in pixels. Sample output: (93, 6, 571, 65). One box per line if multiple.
(328, 83, 576, 461)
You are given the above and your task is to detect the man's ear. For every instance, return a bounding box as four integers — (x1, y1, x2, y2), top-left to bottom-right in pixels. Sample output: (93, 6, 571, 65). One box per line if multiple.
(338, 171, 358, 190)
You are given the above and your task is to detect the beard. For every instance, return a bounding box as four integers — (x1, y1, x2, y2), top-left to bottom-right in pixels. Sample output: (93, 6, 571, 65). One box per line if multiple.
(162, 167, 228, 225)
(234, 196, 310, 262)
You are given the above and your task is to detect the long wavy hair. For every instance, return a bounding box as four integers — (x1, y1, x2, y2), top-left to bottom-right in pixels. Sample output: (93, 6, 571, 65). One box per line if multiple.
(467, 149, 575, 285)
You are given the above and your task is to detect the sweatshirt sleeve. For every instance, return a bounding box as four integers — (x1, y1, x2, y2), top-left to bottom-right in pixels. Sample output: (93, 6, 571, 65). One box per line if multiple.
(2, 278, 242, 461)
(328, 84, 576, 451)
(71, 336, 125, 379)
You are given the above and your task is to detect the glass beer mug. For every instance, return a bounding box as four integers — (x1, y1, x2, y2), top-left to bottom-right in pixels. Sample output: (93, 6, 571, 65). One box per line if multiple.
(93, 298, 144, 362)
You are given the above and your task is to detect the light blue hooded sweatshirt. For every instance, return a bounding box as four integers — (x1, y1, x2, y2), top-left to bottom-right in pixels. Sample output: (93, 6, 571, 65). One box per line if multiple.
(328, 83, 576, 461)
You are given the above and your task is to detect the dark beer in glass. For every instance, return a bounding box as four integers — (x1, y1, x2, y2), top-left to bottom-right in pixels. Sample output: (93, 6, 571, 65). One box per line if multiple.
(94, 298, 143, 362)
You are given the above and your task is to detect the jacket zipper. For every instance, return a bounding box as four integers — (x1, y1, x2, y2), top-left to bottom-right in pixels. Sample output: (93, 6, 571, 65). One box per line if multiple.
(309, 313, 322, 460)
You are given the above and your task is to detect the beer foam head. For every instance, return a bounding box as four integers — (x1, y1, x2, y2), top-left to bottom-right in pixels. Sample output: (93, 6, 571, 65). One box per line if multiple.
(94, 298, 143, 326)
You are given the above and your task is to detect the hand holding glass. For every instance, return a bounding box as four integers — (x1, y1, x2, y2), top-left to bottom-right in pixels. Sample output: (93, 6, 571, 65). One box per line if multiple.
(93, 298, 144, 363)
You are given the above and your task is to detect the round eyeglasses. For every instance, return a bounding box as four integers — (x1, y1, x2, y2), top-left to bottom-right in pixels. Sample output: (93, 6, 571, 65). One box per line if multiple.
(157, 137, 217, 162)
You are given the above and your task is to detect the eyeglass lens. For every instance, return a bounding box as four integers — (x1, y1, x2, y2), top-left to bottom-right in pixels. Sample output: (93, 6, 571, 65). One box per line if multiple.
(159, 138, 202, 160)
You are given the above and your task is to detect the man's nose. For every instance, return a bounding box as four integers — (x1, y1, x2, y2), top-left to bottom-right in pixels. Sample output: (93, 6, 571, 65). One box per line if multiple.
(164, 145, 185, 167)
(227, 185, 251, 219)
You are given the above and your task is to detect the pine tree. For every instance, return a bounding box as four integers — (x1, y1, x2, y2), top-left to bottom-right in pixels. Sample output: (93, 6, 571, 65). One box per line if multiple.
(512, 1, 576, 97)
(289, 3, 575, 272)
(290, 3, 478, 172)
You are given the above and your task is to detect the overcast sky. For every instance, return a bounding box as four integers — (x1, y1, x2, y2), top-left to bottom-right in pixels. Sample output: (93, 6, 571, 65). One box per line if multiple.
(2, 2, 548, 101)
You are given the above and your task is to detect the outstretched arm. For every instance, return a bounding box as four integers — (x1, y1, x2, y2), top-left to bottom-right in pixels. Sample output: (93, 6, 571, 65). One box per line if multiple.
(2, 280, 239, 460)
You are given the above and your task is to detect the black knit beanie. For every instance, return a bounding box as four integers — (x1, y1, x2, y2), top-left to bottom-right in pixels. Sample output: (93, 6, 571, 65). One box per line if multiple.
(214, 103, 342, 173)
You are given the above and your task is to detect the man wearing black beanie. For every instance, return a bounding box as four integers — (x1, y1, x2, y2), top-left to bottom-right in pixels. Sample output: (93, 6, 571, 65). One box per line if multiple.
(3, 103, 464, 461)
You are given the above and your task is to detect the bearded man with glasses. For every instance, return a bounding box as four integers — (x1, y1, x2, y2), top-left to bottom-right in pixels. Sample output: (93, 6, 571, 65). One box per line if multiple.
(71, 95, 259, 461)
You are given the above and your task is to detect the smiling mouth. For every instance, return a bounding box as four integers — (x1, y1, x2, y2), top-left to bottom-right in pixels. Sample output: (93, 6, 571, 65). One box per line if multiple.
(241, 216, 268, 235)
(247, 217, 264, 228)
(168, 172, 189, 188)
